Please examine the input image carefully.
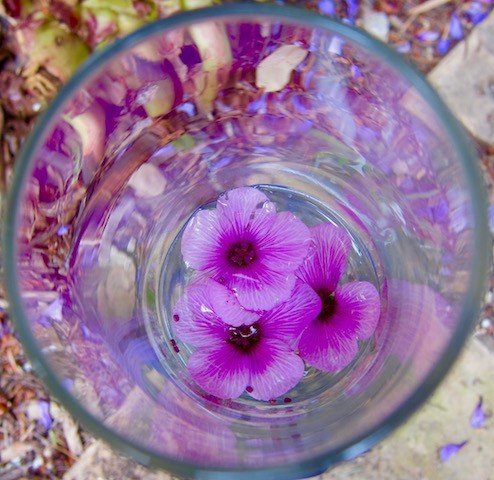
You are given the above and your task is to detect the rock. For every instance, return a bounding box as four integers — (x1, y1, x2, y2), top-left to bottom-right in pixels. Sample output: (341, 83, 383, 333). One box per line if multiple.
(428, 11, 494, 145)
(362, 8, 390, 42)
(256, 45, 308, 93)
(96, 246, 137, 320)
(62, 442, 175, 480)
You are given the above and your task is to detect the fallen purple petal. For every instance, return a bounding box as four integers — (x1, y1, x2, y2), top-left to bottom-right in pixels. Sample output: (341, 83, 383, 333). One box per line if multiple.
(439, 441, 468, 462)
(318, 0, 336, 16)
(436, 38, 451, 55)
(465, 2, 489, 25)
(346, 0, 359, 20)
(470, 396, 487, 428)
(395, 41, 411, 54)
(38, 400, 53, 431)
(416, 30, 440, 42)
(449, 13, 464, 40)
(57, 225, 69, 235)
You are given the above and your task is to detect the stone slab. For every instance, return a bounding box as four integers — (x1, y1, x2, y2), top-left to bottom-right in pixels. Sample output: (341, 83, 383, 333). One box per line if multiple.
(428, 11, 494, 145)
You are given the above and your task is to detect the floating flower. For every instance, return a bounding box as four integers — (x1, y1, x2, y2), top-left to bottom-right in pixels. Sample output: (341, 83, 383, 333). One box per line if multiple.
(182, 187, 311, 311)
(295, 224, 380, 371)
(173, 279, 320, 400)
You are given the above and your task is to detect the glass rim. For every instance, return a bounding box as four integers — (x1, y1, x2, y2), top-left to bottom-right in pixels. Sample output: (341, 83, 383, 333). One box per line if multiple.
(3, 3, 489, 477)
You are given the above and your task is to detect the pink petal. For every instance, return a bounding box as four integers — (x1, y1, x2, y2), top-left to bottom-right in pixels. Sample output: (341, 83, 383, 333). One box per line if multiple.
(233, 269, 296, 311)
(208, 280, 259, 327)
(182, 209, 223, 270)
(188, 345, 249, 399)
(298, 320, 359, 371)
(172, 282, 227, 347)
(296, 223, 351, 292)
(216, 187, 276, 235)
(258, 211, 311, 271)
(335, 281, 380, 339)
(261, 281, 321, 345)
(248, 340, 305, 401)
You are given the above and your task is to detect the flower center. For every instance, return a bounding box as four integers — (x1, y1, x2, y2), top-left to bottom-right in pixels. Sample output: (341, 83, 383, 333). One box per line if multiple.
(317, 289, 336, 321)
(228, 322, 261, 351)
(227, 241, 257, 267)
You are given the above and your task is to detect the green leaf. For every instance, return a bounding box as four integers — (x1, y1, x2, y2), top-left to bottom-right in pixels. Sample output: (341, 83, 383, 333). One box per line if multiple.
(172, 134, 196, 150)
(25, 22, 90, 81)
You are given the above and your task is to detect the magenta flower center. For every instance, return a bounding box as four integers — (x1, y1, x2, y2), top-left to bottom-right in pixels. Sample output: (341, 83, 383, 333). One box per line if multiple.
(227, 241, 257, 267)
(317, 289, 336, 321)
(228, 322, 261, 351)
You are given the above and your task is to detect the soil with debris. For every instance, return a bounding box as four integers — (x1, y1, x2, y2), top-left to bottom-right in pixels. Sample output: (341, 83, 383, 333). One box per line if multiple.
(0, 1, 493, 479)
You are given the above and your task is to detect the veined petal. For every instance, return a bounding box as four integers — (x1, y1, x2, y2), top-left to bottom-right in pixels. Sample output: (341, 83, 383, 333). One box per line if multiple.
(216, 187, 276, 236)
(334, 281, 380, 339)
(261, 281, 320, 344)
(188, 345, 250, 399)
(172, 282, 226, 347)
(233, 269, 296, 311)
(173, 280, 257, 345)
(298, 320, 358, 371)
(259, 211, 311, 271)
(182, 209, 223, 270)
(248, 339, 304, 401)
(296, 223, 351, 292)
(208, 280, 259, 327)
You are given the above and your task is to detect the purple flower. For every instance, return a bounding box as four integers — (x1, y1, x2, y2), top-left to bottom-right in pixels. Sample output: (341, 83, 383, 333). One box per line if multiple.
(173, 279, 320, 400)
(470, 396, 487, 428)
(439, 441, 468, 462)
(449, 13, 464, 40)
(182, 187, 311, 311)
(295, 224, 380, 371)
